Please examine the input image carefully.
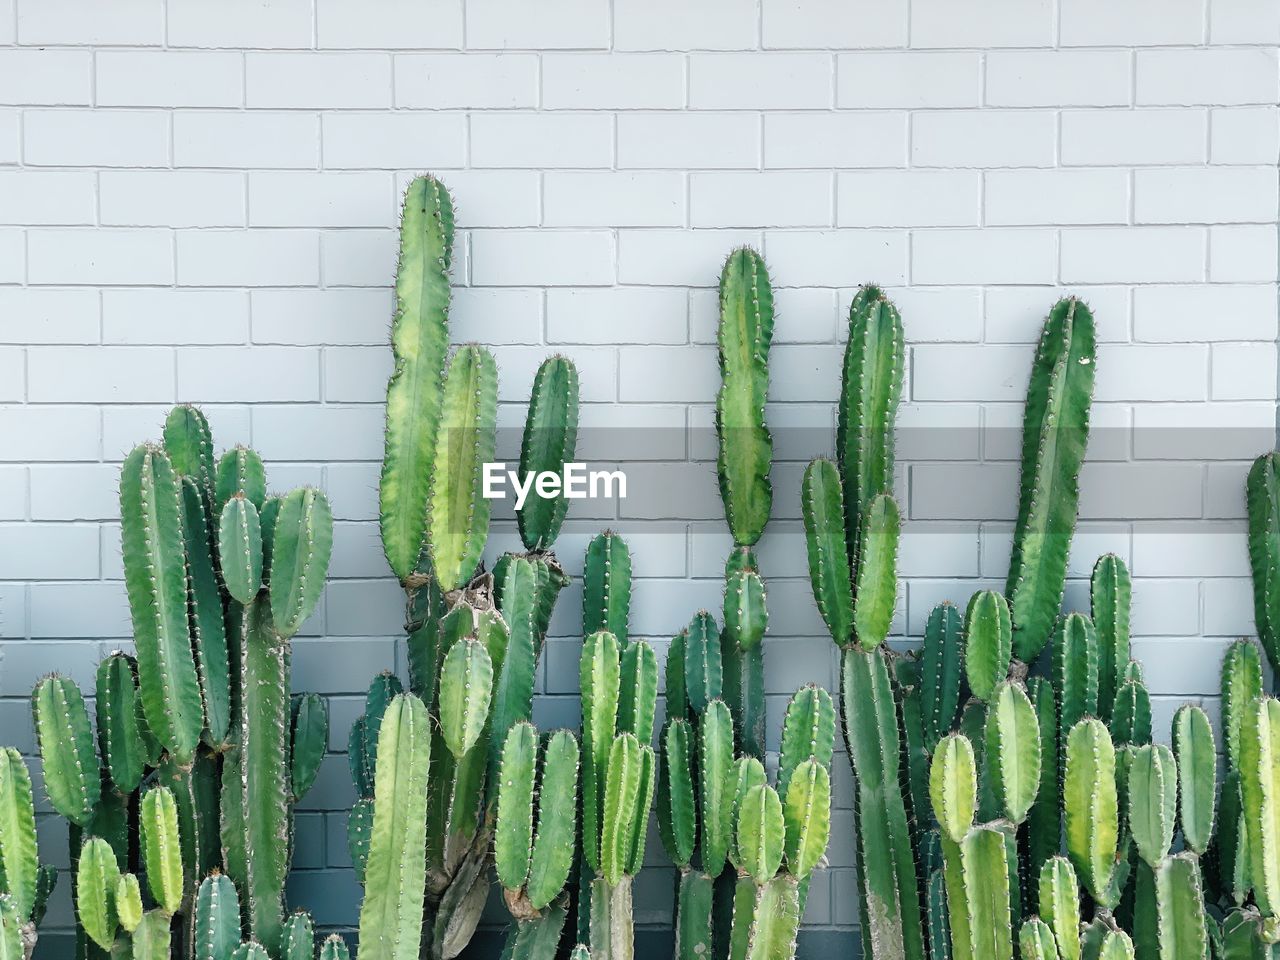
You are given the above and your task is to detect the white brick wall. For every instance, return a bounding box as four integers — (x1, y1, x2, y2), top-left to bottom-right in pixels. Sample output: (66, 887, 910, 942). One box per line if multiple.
(0, 0, 1276, 951)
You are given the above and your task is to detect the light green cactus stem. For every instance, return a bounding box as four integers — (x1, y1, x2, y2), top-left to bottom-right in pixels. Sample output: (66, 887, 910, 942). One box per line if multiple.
(1019, 918, 1056, 960)
(1099, 930, 1136, 960)
(75, 837, 119, 949)
(1224, 640, 1265, 768)
(195, 872, 240, 960)
(618, 641, 658, 747)
(723, 568, 767, 653)
(94, 654, 146, 794)
(1172, 705, 1215, 855)
(984, 681, 1041, 824)
(1109, 677, 1152, 747)
(281, 912, 315, 960)
(1241, 697, 1280, 922)
(801, 458, 854, 648)
(700, 699, 735, 877)
(114, 874, 142, 935)
(0, 899, 19, 960)
(930, 735, 977, 845)
(0, 750, 39, 922)
(1249, 453, 1280, 674)
(488, 558, 545, 778)
(1064, 719, 1119, 907)
(853, 493, 900, 650)
(964, 590, 1013, 703)
(1154, 855, 1208, 960)
(716, 246, 774, 548)
(32, 675, 97, 826)
(656, 720, 696, 870)
(269, 487, 333, 637)
(581, 630, 621, 877)
(321, 934, 352, 960)
(216, 446, 266, 512)
(120, 443, 205, 761)
(1039, 858, 1081, 960)
(600, 733, 649, 888)
(1091, 554, 1131, 723)
(920, 603, 965, 748)
(1128, 744, 1176, 867)
(1005, 298, 1096, 662)
(427, 345, 499, 593)
(131, 909, 172, 960)
(1025, 677, 1060, 882)
(290, 693, 327, 801)
(737, 785, 785, 886)
(439, 638, 494, 759)
(583, 533, 631, 645)
(517, 356, 580, 551)
(844, 646, 926, 960)
(358, 694, 431, 960)
(588, 876, 634, 960)
(379, 175, 454, 583)
(782, 759, 830, 879)
(962, 826, 1014, 960)
(219, 494, 263, 604)
(837, 286, 904, 558)
(232, 942, 270, 960)
(778, 684, 836, 799)
(140, 786, 183, 915)
(177, 473, 232, 747)
(1053, 613, 1100, 743)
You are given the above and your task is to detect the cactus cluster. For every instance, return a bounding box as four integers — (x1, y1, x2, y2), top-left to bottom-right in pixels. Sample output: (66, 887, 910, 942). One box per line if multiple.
(0, 747, 56, 960)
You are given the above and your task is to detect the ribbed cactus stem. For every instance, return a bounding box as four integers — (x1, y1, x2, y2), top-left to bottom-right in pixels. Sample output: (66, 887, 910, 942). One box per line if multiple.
(583, 533, 631, 645)
(518, 356, 581, 551)
(1248, 452, 1280, 674)
(1091, 554, 1131, 723)
(0, 750, 39, 922)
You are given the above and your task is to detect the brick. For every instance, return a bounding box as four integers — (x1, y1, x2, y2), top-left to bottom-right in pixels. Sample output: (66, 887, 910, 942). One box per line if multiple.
(543, 54, 684, 109)
(323, 347, 391, 404)
(174, 111, 320, 168)
(0, 50, 91, 106)
(471, 113, 612, 169)
(248, 53, 392, 109)
(17, 0, 163, 44)
(0, 642, 100, 693)
(393, 54, 537, 108)
(249, 172, 393, 228)
(29, 466, 118, 520)
(320, 229, 397, 287)
(1206, 462, 1250, 520)
(617, 230, 761, 285)
(1138, 49, 1279, 106)
(913, 344, 1034, 402)
(913, 229, 1056, 285)
(618, 112, 761, 169)
(177, 347, 320, 403)
(105, 290, 250, 345)
(167, 0, 311, 48)
(691, 172, 832, 228)
(770, 345, 844, 402)
(1095, 344, 1207, 402)
(1134, 402, 1273, 461)
(405, 171, 539, 228)
(0, 289, 99, 344)
(616, 0, 759, 50)
(1079, 462, 1204, 520)
(1211, 226, 1278, 283)
(1136, 167, 1277, 225)
(251, 289, 393, 346)
(1134, 285, 1277, 342)
(911, 0, 1053, 47)
(838, 170, 979, 227)
(471, 231, 613, 287)
(0, 110, 16, 165)
(912, 110, 1056, 167)
(1204, 578, 1254, 635)
(252, 404, 386, 462)
(888, 288, 982, 343)
(1061, 227, 1206, 284)
(101, 171, 246, 228)
(1212, 107, 1280, 165)
(176, 230, 319, 287)
(1211, 0, 1280, 43)
(764, 0, 907, 47)
(28, 229, 173, 286)
(466, 0, 609, 48)
(317, 0, 463, 49)
(24, 110, 167, 168)
(985, 51, 1130, 107)
(97, 51, 242, 107)
(453, 289, 543, 345)
(0, 407, 99, 461)
(615, 346, 715, 404)
(31, 582, 131, 638)
(839, 52, 980, 108)
(911, 464, 1019, 520)
(28, 346, 172, 404)
(769, 230, 908, 287)
(765, 113, 906, 169)
(0, 229, 20, 281)
(1213, 344, 1277, 401)
(547, 289, 686, 345)
(491, 346, 615, 403)
(985, 169, 1129, 226)
(544, 172, 684, 228)
(0, 172, 95, 226)
(1061, 109, 1206, 165)
(1060, 0, 1205, 45)
(690, 54, 832, 109)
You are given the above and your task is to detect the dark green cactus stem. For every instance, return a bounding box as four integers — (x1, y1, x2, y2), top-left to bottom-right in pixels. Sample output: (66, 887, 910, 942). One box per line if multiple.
(269, 488, 334, 638)
(716, 246, 774, 548)
(1091, 554, 1131, 724)
(853, 494, 900, 650)
(379, 175, 454, 584)
(1054, 613, 1100, 748)
(1039, 858, 1080, 960)
(963, 591, 1012, 703)
(920, 603, 965, 749)
(195, 873, 240, 960)
(518, 356, 580, 551)
(32, 675, 97, 826)
(219, 494, 263, 604)
(358, 694, 431, 960)
(290, 694, 327, 801)
(583, 532, 631, 644)
(801, 458, 854, 647)
(177, 474, 232, 747)
(215, 446, 266, 512)
(321, 935, 351, 960)
(837, 286, 904, 559)
(1006, 298, 1097, 662)
(1249, 452, 1280, 674)
(427, 345, 499, 593)
(120, 443, 205, 762)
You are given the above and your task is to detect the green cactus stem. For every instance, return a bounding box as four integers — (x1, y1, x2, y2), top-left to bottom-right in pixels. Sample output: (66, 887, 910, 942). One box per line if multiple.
(115, 874, 142, 935)
(920, 603, 965, 748)
(95, 654, 147, 794)
(853, 494, 900, 650)
(801, 459, 854, 648)
(518, 356, 581, 551)
(984, 681, 1040, 824)
(1091, 554, 1131, 723)
(1064, 719, 1119, 907)
(141, 786, 184, 915)
(1172, 706, 1215, 855)
(1053, 613, 1100, 746)
(215, 446, 266, 513)
(219, 494, 263, 605)
(281, 912, 314, 960)
(32, 675, 97, 827)
(290, 694, 327, 802)
(75, 837, 120, 949)
(379, 175, 454, 584)
(583, 533, 631, 645)
(1006, 298, 1097, 663)
(963, 591, 1013, 703)
(195, 873, 240, 960)
(0, 750, 39, 923)
(269, 487, 334, 638)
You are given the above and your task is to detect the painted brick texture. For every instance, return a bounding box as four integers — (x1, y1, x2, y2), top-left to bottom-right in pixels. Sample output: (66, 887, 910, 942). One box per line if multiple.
(0, 0, 1277, 952)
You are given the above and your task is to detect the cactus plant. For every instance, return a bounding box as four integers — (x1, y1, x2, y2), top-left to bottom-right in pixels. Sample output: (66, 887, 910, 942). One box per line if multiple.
(0, 749, 56, 960)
